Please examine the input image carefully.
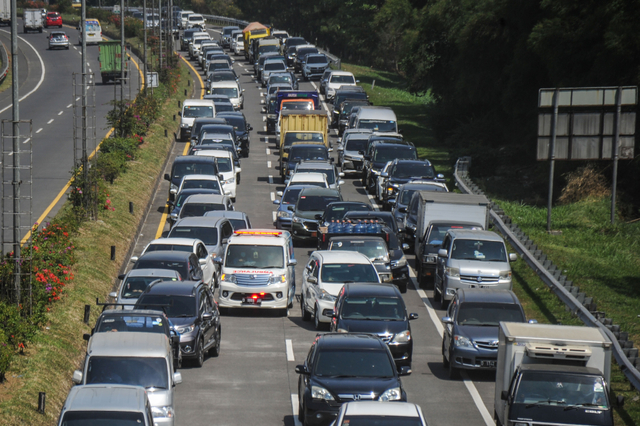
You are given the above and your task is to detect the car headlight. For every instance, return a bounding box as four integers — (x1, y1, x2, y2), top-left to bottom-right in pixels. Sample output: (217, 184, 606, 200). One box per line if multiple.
(318, 289, 336, 302)
(311, 385, 334, 401)
(392, 330, 411, 343)
(372, 169, 380, 175)
(176, 324, 195, 334)
(221, 273, 237, 283)
(391, 256, 407, 268)
(151, 406, 175, 418)
(268, 274, 286, 284)
(277, 210, 292, 219)
(499, 270, 512, 280)
(378, 387, 402, 402)
(445, 266, 460, 277)
(337, 328, 348, 333)
(222, 177, 235, 185)
(292, 215, 302, 223)
(425, 255, 437, 264)
(454, 335, 473, 348)
(170, 184, 178, 192)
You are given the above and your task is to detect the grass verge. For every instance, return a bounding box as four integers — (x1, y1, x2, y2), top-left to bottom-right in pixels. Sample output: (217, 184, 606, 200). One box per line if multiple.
(0, 62, 190, 425)
(343, 62, 640, 425)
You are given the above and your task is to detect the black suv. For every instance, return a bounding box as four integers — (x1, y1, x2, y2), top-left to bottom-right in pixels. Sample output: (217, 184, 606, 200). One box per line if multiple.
(296, 333, 410, 426)
(316, 201, 372, 227)
(362, 140, 416, 194)
(330, 283, 418, 368)
(331, 87, 368, 126)
(164, 155, 221, 201)
(132, 251, 204, 282)
(379, 159, 444, 208)
(136, 280, 221, 368)
(217, 112, 253, 157)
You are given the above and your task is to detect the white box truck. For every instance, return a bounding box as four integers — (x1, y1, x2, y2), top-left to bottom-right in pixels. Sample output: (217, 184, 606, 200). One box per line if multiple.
(0, 0, 10, 25)
(23, 9, 43, 33)
(495, 322, 616, 426)
(403, 191, 490, 248)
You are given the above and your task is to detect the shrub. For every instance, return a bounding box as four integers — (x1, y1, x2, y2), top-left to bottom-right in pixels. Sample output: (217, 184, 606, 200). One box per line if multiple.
(100, 137, 139, 160)
(97, 151, 128, 183)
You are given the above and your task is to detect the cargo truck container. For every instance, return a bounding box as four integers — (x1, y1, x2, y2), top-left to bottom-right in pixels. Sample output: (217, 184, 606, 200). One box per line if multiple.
(98, 41, 128, 84)
(0, 0, 10, 25)
(23, 9, 43, 33)
(278, 110, 328, 176)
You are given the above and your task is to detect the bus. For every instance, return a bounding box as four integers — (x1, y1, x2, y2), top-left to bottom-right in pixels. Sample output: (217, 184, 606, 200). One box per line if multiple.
(78, 19, 102, 45)
(72, 0, 81, 8)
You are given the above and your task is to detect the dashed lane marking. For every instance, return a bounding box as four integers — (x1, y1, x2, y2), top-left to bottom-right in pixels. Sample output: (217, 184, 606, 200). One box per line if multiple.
(291, 394, 303, 426)
(285, 339, 295, 361)
(22, 137, 31, 144)
(268, 175, 273, 184)
(272, 211, 277, 222)
(47, 119, 54, 124)
(36, 128, 43, 133)
(267, 160, 271, 168)
(270, 192, 275, 201)
(58, 111, 63, 115)
(266, 148, 270, 155)
(67, 104, 72, 108)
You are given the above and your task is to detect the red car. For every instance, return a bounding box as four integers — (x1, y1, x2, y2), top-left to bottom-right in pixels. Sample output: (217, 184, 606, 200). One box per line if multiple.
(45, 12, 62, 28)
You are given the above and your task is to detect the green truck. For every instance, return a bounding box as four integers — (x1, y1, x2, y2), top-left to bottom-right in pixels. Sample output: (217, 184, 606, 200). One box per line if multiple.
(98, 41, 128, 84)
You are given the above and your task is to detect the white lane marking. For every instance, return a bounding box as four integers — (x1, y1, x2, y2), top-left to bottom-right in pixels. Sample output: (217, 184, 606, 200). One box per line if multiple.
(266, 148, 270, 155)
(285, 339, 295, 361)
(262, 116, 266, 122)
(73, 45, 77, 50)
(22, 137, 31, 144)
(66, 104, 72, 108)
(58, 111, 63, 115)
(310, 81, 331, 114)
(272, 211, 277, 222)
(263, 137, 269, 143)
(86, 62, 90, 67)
(47, 119, 54, 124)
(270, 192, 275, 201)
(263, 126, 267, 132)
(260, 92, 264, 97)
(291, 394, 303, 426)
(89, 68, 92, 73)
(267, 160, 271, 168)
(409, 270, 493, 426)
(35, 128, 43, 134)
(76, 97, 80, 101)
(268, 175, 273, 184)
(8, 151, 13, 156)
(0, 30, 47, 115)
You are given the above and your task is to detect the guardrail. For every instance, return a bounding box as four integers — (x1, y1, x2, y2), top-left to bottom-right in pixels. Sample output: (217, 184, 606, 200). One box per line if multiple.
(453, 157, 640, 391)
(0, 41, 9, 85)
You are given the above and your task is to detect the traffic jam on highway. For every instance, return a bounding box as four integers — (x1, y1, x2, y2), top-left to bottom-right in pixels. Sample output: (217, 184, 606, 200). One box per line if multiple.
(57, 10, 620, 426)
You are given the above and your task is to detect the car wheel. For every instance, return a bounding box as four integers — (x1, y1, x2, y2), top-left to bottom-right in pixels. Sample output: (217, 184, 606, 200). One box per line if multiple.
(298, 400, 306, 423)
(433, 283, 441, 302)
(398, 281, 407, 294)
(209, 327, 221, 357)
(194, 338, 205, 367)
(442, 340, 449, 368)
(301, 294, 311, 321)
(314, 304, 323, 330)
(448, 358, 459, 379)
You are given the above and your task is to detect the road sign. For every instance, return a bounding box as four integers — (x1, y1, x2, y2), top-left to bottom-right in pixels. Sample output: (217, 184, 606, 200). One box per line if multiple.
(146, 72, 158, 88)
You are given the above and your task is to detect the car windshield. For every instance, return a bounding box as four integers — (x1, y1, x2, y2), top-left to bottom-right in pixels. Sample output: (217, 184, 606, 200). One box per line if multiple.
(183, 105, 213, 118)
(270, 76, 292, 84)
(210, 72, 235, 82)
(60, 411, 145, 425)
(182, 203, 226, 217)
(85, 356, 168, 389)
(451, 239, 507, 262)
(134, 259, 187, 277)
(341, 296, 404, 320)
(514, 372, 609, 408)
(85, 23, 100, 32)
(330, 240, 388, 262)
(211, 87, 238, 98)
(359, 119, 396, 132)
(172, 162, 216, 180)
(215, 103, 235, 112)
(298, 195, 341, 211)
(374, 147, 417, 162)
(136, 294, 197, 317)
(307, 55, 327, 64)
(394, 163, 435, 179)
(283, 132, 323, 148)
(216, 158, 232, 172)
(345, 139, 367, 152)
(188, 15, 202, 21)
(320, 263, 378, 283)
(209, 62, 231, 71)
(314, 350, 393, 377)
(456, 302, 524, 326)
(175, 190, 215, 208)
(265, 62, 286, 71)
(325, 204, 370, 221)
(259, 45, 279, 54)
(331, 75, 355, 84)
(290, 147, 328, 162)
(281, 102, 313, 111)
(96, 314, 167, 333)
(282, 188, 303, 204)
(225, 245, 284, 268)
(182, 179, 221, 191)
(341, 416, 422, 426)
(120, 276, 176, 299)
(229, 219, 248, 230)
(145, 243, 193, 254)
(168, 226, 218, 245)
(426, 224, 480, 246)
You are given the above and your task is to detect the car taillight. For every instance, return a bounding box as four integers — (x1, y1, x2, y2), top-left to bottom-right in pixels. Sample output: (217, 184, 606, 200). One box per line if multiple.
(251, 293, 265, 299)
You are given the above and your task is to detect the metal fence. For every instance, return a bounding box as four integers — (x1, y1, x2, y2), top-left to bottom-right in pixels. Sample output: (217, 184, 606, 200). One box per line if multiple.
(0, 42, 8, 85)
(453, 157, 640, 391)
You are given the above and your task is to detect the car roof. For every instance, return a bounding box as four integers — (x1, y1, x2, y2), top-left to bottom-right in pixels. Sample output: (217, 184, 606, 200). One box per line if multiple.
(329, 71, 354, 77)
(183, 99, 214, 106)
(124, 268, 182, 278)
(208, 81, 240, 88)
(290, 172, 326, 182)
(331, 235, 387, 244)
(344, 401, 420, 417)
(62, 385, 148, 413)
(394, 159, 432, 166)
(344, 211, 393, 220)
(457, 289, 520, 305)
(295, 161, 333, 170)
(357, 108, 397, 121)
(317, 333, 386, 350)
(143, 280, 202, 296)
(315, 250, 372, 264)
(183, 194, 229, 203)
(87, 332, 169, 357)
(227, 229, 289, 246)
(343, 283, 400, 298)
(172, 216, 226, 227)
(137, 250, 192, 261)
(203, 210, 248, 220)
(182, 174, 219, 181)
(447, 229, 504, 241)
(299, 187, 340, 197)
(173, 155, 216, 164)
(148, 238, 199, 247)
(101, 308, 167, 317)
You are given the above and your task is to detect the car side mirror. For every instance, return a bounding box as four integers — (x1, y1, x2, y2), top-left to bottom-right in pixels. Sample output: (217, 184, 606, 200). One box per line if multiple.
(509, 253, 518, 262)
(315, 214, 323, 220)
(437, 173, 444, 179)
(213, 256, 223, 264)
(380, 172, 388, 178)
(118, 274, 126, 280)
(164, 173, 171, 181)
(277, 191, 283, 196)
(109, 291, 117, 299)
(402, 243, 410, 251)
(356, 80, 360, 83)
(202, 312, 213, 321)
(221, 238, 229, 245)
(273, 199, 280, 205)
(167, 200, 175, 207)
(338, 180, 345, 185)
(501, 390, 509, 401)
(295, 364, 309, 375)
(82, 333, 91, 341)
(72, 370, 83, 384)
(398, 207, 407, 213)
(308, 276, 317, 285)
(199, 258, 208, 265)
(388, 199, 396, 205)
(338, 172, 345, 177)
(178, 111, 182, 116)
(398, 366, 411, 376)
(129, 256, 139, 263)
(170, 188, 177, 195)
(173, 372, 183, 385)
(289, 259, 297, 266)
(528, 319, 538, 324)
(409, 313, 418, 320)
(441, 316, 453, 324)
(438, 249, 448, 258)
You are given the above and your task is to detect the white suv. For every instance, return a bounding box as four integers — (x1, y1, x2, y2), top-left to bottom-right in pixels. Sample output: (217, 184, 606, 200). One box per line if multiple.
(325, 71, 358, 100)
(301, 251, 380, 329)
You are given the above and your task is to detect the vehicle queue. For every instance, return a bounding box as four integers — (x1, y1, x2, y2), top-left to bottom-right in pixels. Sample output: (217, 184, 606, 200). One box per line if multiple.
(56, 11, 618, 426)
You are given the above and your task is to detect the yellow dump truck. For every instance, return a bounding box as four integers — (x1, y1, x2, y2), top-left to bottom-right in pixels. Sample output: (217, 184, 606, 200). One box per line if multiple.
(243, 25, 271, 61)
(278, 110, 328, 176)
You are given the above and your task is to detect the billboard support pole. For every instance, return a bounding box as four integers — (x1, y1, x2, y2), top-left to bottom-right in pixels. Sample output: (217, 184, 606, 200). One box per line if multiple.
(546, 89, 558, 232)
(610, 87, 622, 225)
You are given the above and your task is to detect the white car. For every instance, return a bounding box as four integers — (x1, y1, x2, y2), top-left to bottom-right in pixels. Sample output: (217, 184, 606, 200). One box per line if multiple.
(208, 81, 244, 110)
(186, 13, 205, 29)
(172, 174, 226, 198)
(179, 99, 216, 141)
(194, 150, 241, 199)
(301, 251, 380, 329)
(129, 238, 215, 288)
(376, 161, 394, 202)
(333, 402, 427, 426)
(232, 34, 245, 55)
(286, 172, 329, 189)
(325, 71, 358, 100)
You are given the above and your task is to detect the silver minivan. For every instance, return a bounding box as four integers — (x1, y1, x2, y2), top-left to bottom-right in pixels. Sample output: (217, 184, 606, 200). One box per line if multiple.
(354, 106, 399, 134)
(72, 332, 182, 426)
(434, 229, 517, 307)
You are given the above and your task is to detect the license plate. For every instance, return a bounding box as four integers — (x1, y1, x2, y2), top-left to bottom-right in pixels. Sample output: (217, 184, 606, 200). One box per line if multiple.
(311, 232, 317, 237)
(481, 360, 496, 368)
(88, 33, 95, 36)
(242, 298, 262, 305)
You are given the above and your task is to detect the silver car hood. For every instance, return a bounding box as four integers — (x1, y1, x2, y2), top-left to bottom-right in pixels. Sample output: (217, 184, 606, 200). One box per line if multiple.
(449, 259, 509, 276)
(147, 388, 173, 408)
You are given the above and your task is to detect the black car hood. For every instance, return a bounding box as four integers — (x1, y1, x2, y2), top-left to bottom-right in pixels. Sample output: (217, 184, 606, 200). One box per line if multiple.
(389, 248, 403, 262)
(312, 376, 399, 399)
(371, 161, 386, 170)
(389, 176, 434, 185)
(337, 319, 408, 335)
(510, 404, 611, 426)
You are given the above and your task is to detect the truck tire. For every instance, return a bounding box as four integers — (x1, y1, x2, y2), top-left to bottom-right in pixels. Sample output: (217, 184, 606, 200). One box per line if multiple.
(39, 27, 42, 33)
(442, 340, 449, 368)
(23, 27, 26, 33)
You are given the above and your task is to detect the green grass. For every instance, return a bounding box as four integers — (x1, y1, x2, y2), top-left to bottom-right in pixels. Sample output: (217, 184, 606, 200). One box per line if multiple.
(343, 62, 640, 425)
(0, 63, 190, 425)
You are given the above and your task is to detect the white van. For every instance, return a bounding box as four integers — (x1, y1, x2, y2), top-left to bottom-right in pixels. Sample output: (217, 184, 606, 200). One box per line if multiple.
(194, 149, 241, 199)
(179, 99, 216, 141)
(208, 81, 244, 110)
(216, 229, 297, 315)
(79, 18, 102, 45)
(179, 10, 194, 29)
(354, 106, 399, 134)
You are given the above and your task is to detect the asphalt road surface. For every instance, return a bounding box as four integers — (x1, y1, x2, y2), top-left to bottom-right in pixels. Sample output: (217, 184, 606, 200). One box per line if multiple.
(126, 27, 498, 426)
